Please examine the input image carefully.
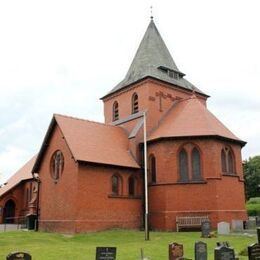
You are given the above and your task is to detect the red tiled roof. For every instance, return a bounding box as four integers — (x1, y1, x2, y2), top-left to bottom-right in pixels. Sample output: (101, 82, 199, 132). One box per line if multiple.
(148, 96, 244, 144)
(0, 155, 36, 197)
(54, 114, 140, 169)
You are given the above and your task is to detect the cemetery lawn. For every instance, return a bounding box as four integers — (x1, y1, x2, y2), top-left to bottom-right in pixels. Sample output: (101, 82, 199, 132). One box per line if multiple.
(0, 229, 256, 259)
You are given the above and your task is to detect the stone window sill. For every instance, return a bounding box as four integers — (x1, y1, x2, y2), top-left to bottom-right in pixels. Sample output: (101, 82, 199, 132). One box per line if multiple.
(177, 180, 207, 184)
(108, 194, 141, 199)
(222, 173, 238, 177)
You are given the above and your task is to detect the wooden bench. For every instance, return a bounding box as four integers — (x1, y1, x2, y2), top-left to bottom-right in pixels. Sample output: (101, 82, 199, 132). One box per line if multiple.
(176, 215, 209, 232)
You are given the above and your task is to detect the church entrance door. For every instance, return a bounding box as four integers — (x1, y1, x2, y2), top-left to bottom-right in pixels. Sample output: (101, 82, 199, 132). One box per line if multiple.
(3, 199, 16, 223)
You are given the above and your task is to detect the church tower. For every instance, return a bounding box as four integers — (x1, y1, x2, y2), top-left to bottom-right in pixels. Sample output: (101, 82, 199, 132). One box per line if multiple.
(101, 18, 247, 230)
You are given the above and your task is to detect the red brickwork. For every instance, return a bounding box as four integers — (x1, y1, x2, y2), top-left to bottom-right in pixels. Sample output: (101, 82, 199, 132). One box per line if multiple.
(0, 180, 37, 224)
(38, 124, 143, 233)
(147, 139, 246, 230)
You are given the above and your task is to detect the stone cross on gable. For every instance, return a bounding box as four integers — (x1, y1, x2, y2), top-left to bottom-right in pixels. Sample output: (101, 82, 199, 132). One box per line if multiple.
(155, 91, 182, 112)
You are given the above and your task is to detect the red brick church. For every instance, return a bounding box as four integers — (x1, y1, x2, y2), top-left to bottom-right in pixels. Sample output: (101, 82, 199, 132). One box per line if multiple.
(0, 18, 247, 232)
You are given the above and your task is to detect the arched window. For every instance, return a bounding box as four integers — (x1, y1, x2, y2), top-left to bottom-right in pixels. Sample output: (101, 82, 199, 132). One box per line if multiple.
(192, 148, 201, 180)
(111, 175, 121, 195)
(50, 150, 64, 180)
(148, 154, 156, 183)
(221, 147, 235, 175)
(128, 176, 136, 196)
(221, 149, 227, 172)
(113, 101, 119, 121)
(132, 93, 139, 114)
(179, 149, 189, 182)
(227, 150, 234, 174)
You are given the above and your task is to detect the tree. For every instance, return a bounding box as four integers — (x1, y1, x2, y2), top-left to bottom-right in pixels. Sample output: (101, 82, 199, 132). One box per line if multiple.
(244, 155, 260, 200)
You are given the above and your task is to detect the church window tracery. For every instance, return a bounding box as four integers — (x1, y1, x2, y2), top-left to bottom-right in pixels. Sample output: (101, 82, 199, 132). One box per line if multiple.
(111, 174, 122, 195)
(178, 144, 202, 182)
(221, 146, 235, 175)
(50, 150, 64, 181)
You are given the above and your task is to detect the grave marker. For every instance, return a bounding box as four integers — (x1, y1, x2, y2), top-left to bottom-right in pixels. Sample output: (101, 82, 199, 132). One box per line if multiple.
(231, 220, 243, 232)
(201, 220, 211, 238)
(6, 252, 31, 260)
(195, 241, 207, 260)
(256, 217, 260, 227)
(96, 247, 116, 260)
(248, 228, 260, 260)
(214, 244, 235, 260)
(169, 242, 184, 260)
(248, 243, 260, 260)
(217, 222, 230, 235)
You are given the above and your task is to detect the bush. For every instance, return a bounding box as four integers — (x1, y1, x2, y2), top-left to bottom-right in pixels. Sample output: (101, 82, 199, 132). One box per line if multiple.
(247, 197, 260, 204)
(246, 203, 260, 216)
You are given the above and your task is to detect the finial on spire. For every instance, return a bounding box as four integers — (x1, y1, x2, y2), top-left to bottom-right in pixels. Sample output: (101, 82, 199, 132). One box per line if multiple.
(150, 6, 153, 20)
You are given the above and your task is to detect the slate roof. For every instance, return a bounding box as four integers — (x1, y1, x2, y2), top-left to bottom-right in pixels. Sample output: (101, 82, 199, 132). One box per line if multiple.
(102, 19, 207, 99)
(0, 155, 36, 197)
(148, 96, 246, 145)
(33, 114, 140, 172)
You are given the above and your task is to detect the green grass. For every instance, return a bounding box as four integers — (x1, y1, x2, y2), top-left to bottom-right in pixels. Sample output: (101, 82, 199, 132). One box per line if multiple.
(0, 230, 257, 259)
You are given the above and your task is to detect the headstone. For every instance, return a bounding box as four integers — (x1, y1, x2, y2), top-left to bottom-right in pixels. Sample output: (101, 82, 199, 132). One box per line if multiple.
(248, 243, 260, 260)
(231, 220, 243, 232)
(6, 252, 31, 260)
(169, 242, 184, 260)
(256, 217, 260, 227)
(247, 219, 257, 230)
(201, 220, 211, 238)
(214, 245, 235, 260)
(96, 247, 116, 260)
(195, 241, 207, 260)
(217, 222, 230, 235)
(257, 228, 260, 244)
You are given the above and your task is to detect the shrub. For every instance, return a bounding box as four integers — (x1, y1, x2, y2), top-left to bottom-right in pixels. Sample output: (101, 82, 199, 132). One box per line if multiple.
(246, 203, 260, 216)
(247, 197, 260, 204)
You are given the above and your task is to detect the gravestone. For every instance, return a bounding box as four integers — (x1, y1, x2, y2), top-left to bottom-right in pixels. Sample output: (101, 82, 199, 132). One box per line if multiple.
(201, 220, 211, 238)
(214, 244, 235, 260)
(248, 243, 260, 260)
(247, 219, 257, 230)
(248, 227, 260, 260)
(217, 222, 230, 235)
(6, 252, 31, 260)
(258, 228, 260, 244)
(96, 247, 116, 260)
(256, 217, 260, 227)
(231, 220, 243, 232)
(169, 242, 184, 260)
(195, 241, 207, 260)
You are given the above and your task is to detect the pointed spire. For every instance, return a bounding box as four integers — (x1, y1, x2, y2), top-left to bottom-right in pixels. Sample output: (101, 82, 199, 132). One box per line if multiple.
(150, 6, 153, 20)
(102, 19, 207, 99)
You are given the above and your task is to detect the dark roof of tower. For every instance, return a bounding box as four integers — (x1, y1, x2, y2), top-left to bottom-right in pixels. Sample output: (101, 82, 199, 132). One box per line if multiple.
(102, 19, 207, 99)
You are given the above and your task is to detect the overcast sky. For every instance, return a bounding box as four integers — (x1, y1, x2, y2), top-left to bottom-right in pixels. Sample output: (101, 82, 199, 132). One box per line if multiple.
(0, 0, 259, 183)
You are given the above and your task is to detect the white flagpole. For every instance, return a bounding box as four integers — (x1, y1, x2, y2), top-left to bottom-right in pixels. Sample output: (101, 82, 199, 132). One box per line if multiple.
(143, 111, 149, 240)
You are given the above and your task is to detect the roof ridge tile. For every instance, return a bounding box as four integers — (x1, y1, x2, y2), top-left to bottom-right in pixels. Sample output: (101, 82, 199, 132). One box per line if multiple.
(54, 113, 118, 129)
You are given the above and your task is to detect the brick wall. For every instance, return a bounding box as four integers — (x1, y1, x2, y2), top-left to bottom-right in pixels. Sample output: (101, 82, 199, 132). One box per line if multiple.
(147, 138, 247, 230)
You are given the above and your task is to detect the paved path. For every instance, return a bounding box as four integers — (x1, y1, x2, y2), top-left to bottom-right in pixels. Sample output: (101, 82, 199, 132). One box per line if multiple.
(0, 224, 22, 232)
